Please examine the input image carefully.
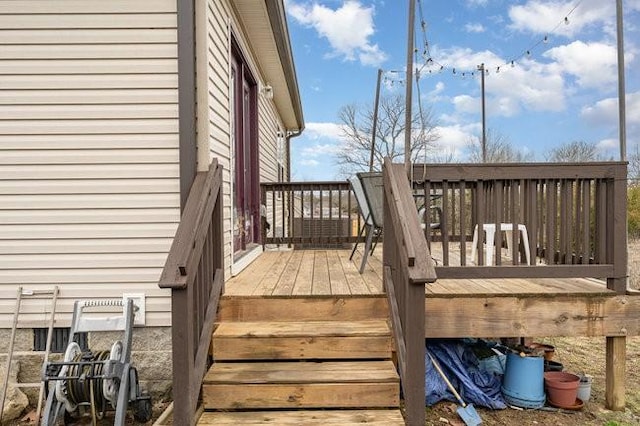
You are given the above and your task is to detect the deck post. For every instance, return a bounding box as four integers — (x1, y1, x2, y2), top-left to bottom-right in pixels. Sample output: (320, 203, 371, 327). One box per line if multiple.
(604, 163, 627, 410)
(404, 283, 426, 426)
(606, 336, 626, 410)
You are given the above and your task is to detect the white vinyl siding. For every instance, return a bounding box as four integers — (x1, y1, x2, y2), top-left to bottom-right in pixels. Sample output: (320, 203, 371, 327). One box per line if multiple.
(0, 1, 179, 328)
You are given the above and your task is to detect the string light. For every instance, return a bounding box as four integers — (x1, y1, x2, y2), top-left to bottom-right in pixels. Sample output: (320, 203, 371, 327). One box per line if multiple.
(412, 0, 584, 81)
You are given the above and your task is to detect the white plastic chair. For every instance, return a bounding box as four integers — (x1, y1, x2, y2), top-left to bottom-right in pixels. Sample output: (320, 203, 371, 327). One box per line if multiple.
(471, 223, 531, 265)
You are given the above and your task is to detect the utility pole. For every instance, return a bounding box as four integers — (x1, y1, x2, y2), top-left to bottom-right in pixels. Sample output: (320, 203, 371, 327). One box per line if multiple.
(404, 0, 415, 172)
(616, 0, 626, 161)
(478, 63, 487, 163)
(370, 68, 383, 172)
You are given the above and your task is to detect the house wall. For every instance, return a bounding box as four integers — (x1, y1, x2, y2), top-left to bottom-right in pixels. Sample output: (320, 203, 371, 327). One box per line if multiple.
(197, 0, 289, 277)
(0, 0, 180, 329)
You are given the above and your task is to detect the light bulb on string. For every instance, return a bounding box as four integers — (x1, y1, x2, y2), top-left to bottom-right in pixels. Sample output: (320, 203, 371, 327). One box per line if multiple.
(496, 66, 500, 73)
(511, 60, 515, 68)
(564, 16, 569, 25)
(543, 35, 549, 44)
(526, 50, 531, 56)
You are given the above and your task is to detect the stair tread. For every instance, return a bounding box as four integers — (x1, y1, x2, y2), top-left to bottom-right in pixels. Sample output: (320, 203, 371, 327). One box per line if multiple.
(203, 360, 399, 384)
(214, 320, 390, 337)
(198, 409, 405, 424)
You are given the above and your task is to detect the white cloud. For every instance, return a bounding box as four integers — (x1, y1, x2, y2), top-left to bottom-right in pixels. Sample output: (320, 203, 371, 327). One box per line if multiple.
(581, 91, 640, 159)
(287, 0, 387, 67)
(296, 123, 345, 169)
(429, 124, 479, 159)
(464, 23, 485, 33)
(434, 47, 566, 115)
(508, 0, 640, 38)
(581, 90, 640, 128)
(544, 41, 621, 89)
(423, 81, 446, 101)
(452, 94, 479, 114)
(300, 143, 342, 157)
(596, 138, 618, 151)
(302, 122, 346, 141)
(489, 59, 566, 112)
(508, 0, 614, 38)
(299, 159, 320, 167)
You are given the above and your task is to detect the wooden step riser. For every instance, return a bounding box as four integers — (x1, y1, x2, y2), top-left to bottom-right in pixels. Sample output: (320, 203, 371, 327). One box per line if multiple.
(198, 409, 405, 425)
(213, 336, 393, 360)
(202, 382, 399, 410)
(218, 296, 388, 322)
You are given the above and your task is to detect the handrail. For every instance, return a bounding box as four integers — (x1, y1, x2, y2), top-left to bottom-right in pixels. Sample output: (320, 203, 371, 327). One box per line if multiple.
(382, 158, 436, 426)
(158, 160, 224, 425)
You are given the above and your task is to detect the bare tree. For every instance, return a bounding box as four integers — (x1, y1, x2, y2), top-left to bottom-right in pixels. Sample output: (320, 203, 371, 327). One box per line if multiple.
(545, 140, 605, 162)
(467, 129, 532, 163)
(629, 144, 640, 186)
(335, 94, 439, 176)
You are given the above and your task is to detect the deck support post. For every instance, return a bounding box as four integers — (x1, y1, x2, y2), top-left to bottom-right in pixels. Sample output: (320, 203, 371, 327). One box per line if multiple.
(404, 283, 426, 426)
(605, 336, 626, 410)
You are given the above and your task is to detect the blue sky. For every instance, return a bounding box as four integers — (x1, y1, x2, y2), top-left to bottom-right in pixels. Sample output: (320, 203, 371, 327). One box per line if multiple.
(284, 0, 640, 181)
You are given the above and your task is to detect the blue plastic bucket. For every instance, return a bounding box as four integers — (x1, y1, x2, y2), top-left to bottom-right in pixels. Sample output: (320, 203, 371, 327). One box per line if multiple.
(501, 352, 546, 408)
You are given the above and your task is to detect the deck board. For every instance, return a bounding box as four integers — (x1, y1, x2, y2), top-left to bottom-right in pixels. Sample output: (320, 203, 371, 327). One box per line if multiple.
(312, 250, 332, 295)
(225, 247, 614, 298)
(271, 249, 303, 296)
(292, 250, 314, 295)
(253, 250, 292, 295)
(327, 250, 351, 294)
(336, 249, 372, 294)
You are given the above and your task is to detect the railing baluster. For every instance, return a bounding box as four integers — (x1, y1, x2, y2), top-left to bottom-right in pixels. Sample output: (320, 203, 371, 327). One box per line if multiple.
(442, 180, 449, 265)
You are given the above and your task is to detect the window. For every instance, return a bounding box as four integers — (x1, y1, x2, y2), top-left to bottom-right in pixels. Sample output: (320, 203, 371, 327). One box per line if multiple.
(34, 327, 88, 353)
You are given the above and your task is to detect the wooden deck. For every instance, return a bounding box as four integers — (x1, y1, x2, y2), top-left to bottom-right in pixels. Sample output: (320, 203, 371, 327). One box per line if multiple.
(224, 249, 383, 296)
(225, 247, 614, 298)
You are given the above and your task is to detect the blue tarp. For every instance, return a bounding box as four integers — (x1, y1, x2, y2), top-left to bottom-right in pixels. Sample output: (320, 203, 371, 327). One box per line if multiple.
(426, 340, 507, 410)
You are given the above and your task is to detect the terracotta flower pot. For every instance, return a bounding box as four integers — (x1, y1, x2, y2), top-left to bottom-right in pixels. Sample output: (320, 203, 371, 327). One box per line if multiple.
(544, 371, 580, 407)
(529, 342, 555, 361)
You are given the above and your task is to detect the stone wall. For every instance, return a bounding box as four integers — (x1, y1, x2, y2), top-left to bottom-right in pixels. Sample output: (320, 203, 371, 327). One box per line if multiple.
(0, 327, 173, 413)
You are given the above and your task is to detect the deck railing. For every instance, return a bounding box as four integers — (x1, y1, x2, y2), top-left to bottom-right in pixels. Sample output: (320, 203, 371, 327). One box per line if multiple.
(411, 162, 628, 292)
(261, 181, 362, 248)
(382, 159, 437, 426)
(158, 161, 224, 425)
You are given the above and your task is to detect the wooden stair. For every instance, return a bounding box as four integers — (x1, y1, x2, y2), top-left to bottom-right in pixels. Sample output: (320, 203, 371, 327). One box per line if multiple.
(199, 295, 404, 424)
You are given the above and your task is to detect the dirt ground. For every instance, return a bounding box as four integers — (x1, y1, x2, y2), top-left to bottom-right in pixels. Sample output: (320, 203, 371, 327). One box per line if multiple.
(425, 238, 640, 426)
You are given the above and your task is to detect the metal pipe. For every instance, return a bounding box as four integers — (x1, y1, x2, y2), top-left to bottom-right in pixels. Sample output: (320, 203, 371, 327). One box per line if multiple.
(370, 68, 383, 172)
(616, 0, 627, 161)
(404, 0, 416, 172)
(479, 63, 487, 163)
